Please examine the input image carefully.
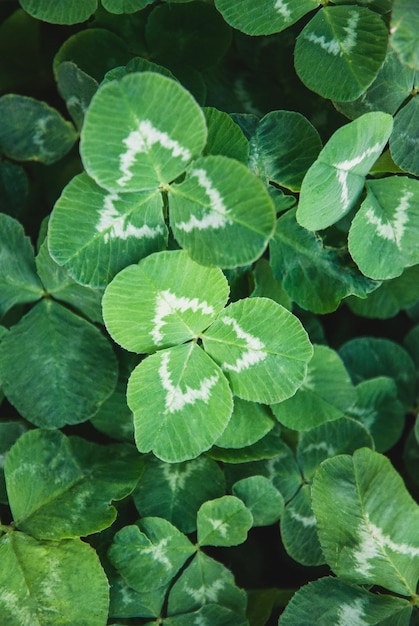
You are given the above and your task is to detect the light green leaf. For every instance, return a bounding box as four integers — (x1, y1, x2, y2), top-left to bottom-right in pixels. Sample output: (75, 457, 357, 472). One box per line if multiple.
(250, 110, 322, 191)
(56, 61, 98, 130)
(214, 397, 275, 449)
(0, 159, 29, 218)
(108, 517, 195, 592)
(102, 0, 154, 14)
(168, 551, 247, 615)
(297, 112, 393, 231)
(197, 495, 253, 547)
(165, 604, 248, 626)
(48, 173, 167, 288)
(347, 377, 405, 453)
(270, 209, 379, 314)
(232, 475, 284, 526)
(36, 240, 103, 323)
(5, 429, 143, 540)
(203, 297, 313, 404)
(103, 250, 229, 353)
(271, 345, 356, 430)
(128, 343, 233, 462)
(390, 0, 419, 70)
(390, 97, 419, 176)
(295, 6, 388, 101)
(0, 94, 77, 164)
(0, 422, 27, 505)
(0, 299, 118, 428)
(0, 214, 43, 318)
(203, 107, 249, 163)
(169, 155, 275, 268)
(278, 577, 412, 626)
(348, 176, 419, 279)
(18, 0, 97, 24)
(0, 532, 109, 625)
(80, 72, 207, 193)
(133, 455, 225, 534)
(312, 448, 419, 595)
(214, 0, 319, 36)
(208, 423, 285, 464)
(280, 485, 324, 566)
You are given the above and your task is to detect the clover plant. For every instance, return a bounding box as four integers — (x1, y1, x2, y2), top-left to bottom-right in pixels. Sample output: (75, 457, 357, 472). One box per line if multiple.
(0, 0, 418, 624)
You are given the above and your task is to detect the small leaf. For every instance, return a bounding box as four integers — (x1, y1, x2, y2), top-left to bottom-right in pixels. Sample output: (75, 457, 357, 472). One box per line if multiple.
(56, 61, 98, 130)
(128, 344, 233, 462)
(108, 517, 195, 592)
(390, 97, 419, 176)
(209, 424, 285, 464)
(0, 532, 109, 625)
(280, 485, 324, 566)
(390, 0, 419, 70)
(0, 299, 118, 428)
(0, 94, 77, 164)
(170, 155, 275, 268)
(203, 297, 313, 404)
(197, 495, 253, 547)
(297, 112, 393, 231)
(312, 447, 419, 595)
(232, 475, 284, 526)
(80, 72, 207, 192)
(295, 6, 388, 101)
(5, 429, 143, 539)
(214, 397, 275, 449)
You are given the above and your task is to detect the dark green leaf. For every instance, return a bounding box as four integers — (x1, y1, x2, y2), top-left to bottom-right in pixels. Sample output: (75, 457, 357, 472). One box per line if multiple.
(19, 0, 97, 24)
(390, 97, 419, 176)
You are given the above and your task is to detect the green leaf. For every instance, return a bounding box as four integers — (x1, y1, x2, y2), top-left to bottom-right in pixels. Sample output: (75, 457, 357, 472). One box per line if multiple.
(271, 345, 356, 430)
(297, 112, 393, 231)
(48, 173, 167, 288)
(133, 455, 225, 534)
(280, 485, 324, 566)
(346, 377, 405, 453)
(18, 0, 98, 24)
(90, 370, 135, 443)
(0, 214, 44, 318)
(168, 551, 247, 615)
(312, 448, 419, 595)
(0, 299, 118, 428)
(295, 6, 388, 101)
(128, 343, 233, 462)
(214, 0, 319, 36)
(209, 423, 285, 464)
(0, 95, 77, 164)
(169, 155, 275, 268)
(103, 250, 229, 353)
(56, 61, 98, 130)
(348, 176, 419, 279)
(250, 110, 322, 191)
(0, 422, 27, 505)
(390, 97, 419, 176)
(0, 159, 29, 218)
(107, 563, 167, 619)
(390, 0, 419, 70)
(108, 517, 195, 592)
(80, 72, 207, 193)
(278, 577, 412, 626)
(165, 604, 249, 626)
(203, 297, 313, 404)
(214, 397, 275, 449)
(5, 429, 143, 540)
(197, 495, 253, 547)
(0, 532, 109, 625)
(251, 258, 292, 310)
(270, 210, 379, 314)
(232, 475, 284, 527)
(339, 336, 417, 408)
(203, 107, 249, 163)
(102, 0, 155, 14)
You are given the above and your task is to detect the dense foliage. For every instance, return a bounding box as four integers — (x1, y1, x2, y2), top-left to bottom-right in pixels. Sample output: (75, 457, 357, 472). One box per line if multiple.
(0, 0, 418, 624)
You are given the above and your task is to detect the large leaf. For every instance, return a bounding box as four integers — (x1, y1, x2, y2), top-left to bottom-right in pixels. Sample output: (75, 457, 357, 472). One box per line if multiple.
(214, 0, 319, 36)
(128, 343, 233, 462)
(270, 209, 379, 314)
(197, 495, 253, 547)
(80, 72, 207, 193)
(0, 214, 43, 318)
(203, 297, 313, 404)
(312, 448, 419, 596)
(103, 250, 229, 354)
(348, 176, 419, 279)
(390, 97, 419, 176)
(271, 345, 356, 430)
(390, 0, 419, 70)
(108, 517, 195, 592)
(0, 299, 118, 428)
(0, 95, 77, 164)
(5, 429, 143, 540)
(297, 112, 393, 231)
(18, 0, 97, 24)
(295, 6, 388, 101)
(169, 155, 275, 268)
(0, 532, 109, 625)
(48, 173, 167, 287)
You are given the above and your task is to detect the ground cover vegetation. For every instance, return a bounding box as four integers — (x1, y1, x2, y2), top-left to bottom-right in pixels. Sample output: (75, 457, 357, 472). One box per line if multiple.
(0, 0, 419, 624)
